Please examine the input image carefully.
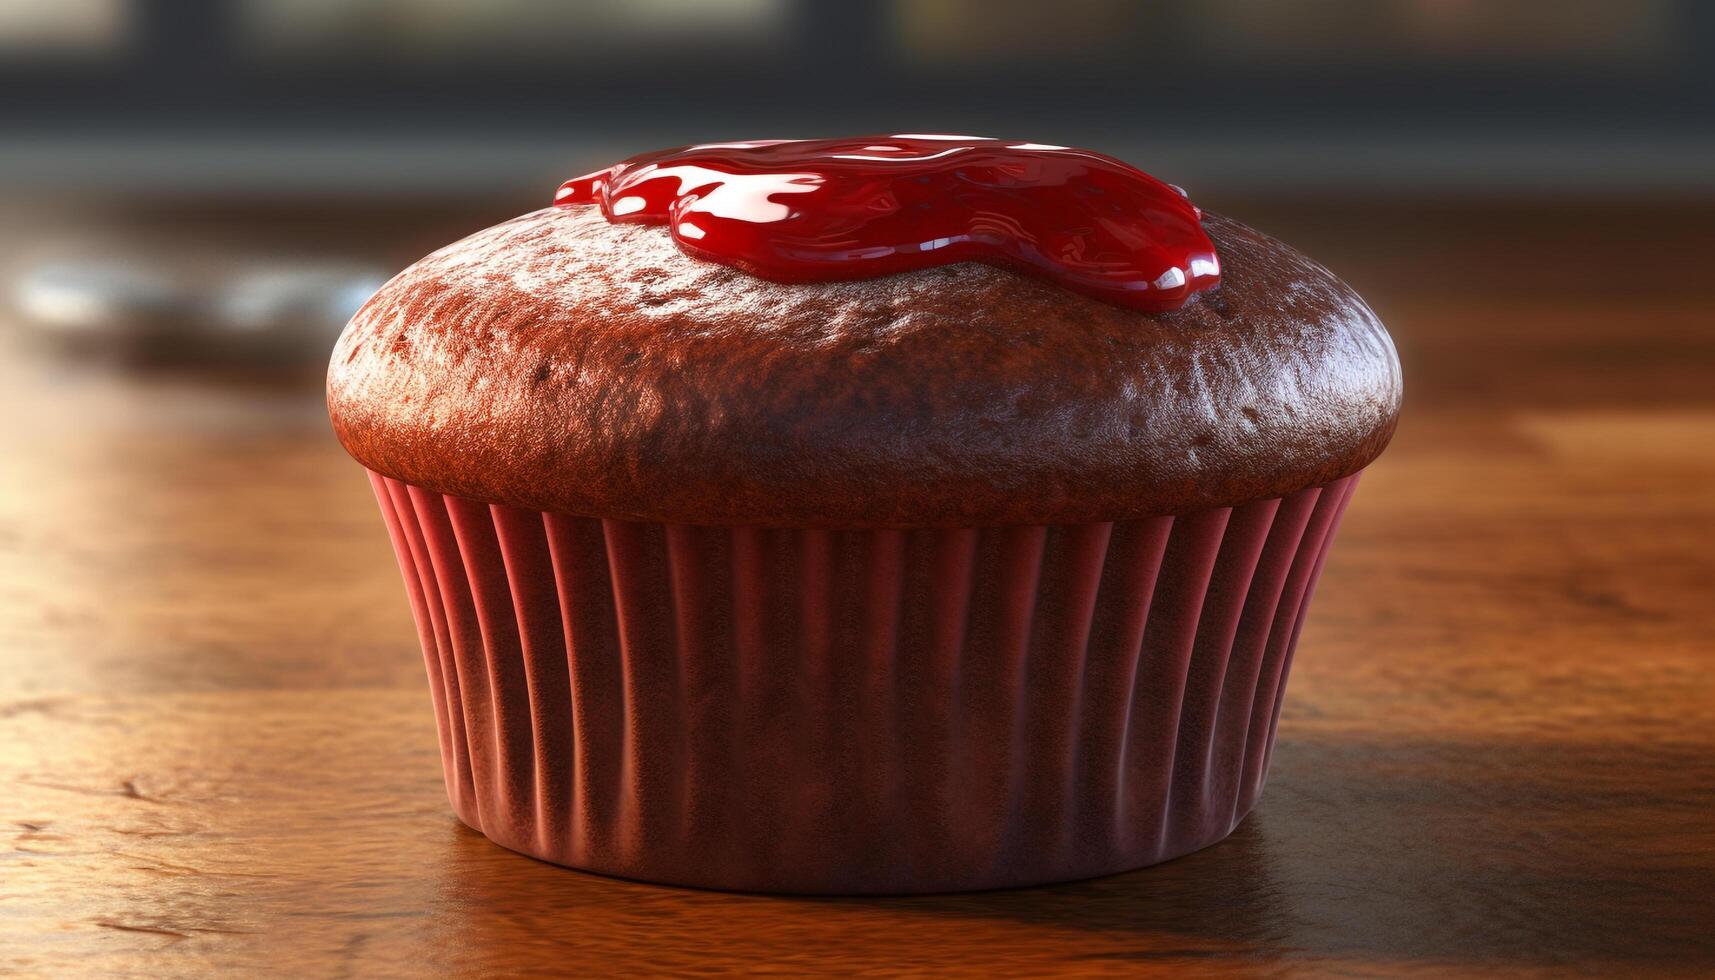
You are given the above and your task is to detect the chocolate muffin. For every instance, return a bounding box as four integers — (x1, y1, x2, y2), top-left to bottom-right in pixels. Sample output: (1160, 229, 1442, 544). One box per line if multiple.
(329, 136, 1402, 893)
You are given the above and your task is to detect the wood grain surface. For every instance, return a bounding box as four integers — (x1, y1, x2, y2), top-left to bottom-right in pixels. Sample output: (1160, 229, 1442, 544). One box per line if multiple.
(2, 198, 1712, 976)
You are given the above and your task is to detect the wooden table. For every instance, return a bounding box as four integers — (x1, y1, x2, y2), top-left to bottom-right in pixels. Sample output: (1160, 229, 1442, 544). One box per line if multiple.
(2, 199, 1712, 976)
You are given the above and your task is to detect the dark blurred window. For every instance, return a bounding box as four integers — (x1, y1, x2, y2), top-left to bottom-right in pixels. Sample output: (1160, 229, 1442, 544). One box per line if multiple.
(1, 0, 1707, 197)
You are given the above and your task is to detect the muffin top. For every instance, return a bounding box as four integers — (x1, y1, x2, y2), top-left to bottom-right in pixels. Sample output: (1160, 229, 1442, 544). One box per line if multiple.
(329, 143, 1401, 528)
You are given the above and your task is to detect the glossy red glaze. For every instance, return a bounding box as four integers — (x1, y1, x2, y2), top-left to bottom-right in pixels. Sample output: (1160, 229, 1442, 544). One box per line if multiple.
(554, 135, 1220, 312)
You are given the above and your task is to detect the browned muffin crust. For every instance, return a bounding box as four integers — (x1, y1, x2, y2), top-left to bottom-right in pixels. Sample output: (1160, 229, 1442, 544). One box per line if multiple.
(329, 206, 1401, 527)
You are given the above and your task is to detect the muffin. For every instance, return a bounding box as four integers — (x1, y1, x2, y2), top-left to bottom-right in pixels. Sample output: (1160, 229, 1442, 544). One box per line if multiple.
(328, 136, 1401, 894)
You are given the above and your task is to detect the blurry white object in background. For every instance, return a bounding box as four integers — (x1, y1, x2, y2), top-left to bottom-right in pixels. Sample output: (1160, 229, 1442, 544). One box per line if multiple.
(12, 259, 186, 340)
(8, 256, 386, 368)
(218, 265, 389, 340)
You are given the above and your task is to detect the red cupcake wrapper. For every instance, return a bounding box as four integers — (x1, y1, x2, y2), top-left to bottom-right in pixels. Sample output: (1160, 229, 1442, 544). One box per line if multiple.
(368, 470, 1359, 894)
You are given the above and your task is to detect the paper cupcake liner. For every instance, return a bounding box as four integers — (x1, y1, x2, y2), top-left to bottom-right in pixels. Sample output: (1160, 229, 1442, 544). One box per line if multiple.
(367, 470, 1359, 894)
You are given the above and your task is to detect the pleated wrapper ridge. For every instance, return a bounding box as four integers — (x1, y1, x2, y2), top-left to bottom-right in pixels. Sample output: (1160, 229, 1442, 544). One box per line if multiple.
(369, 470, 1358, 894)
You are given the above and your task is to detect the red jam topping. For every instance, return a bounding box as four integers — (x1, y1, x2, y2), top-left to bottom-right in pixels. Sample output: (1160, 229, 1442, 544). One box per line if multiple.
(554, 135, 1220, 312)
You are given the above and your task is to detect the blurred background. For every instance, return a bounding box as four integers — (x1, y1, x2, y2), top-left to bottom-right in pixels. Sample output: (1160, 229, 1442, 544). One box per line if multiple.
(2, 0, 1711, 378)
